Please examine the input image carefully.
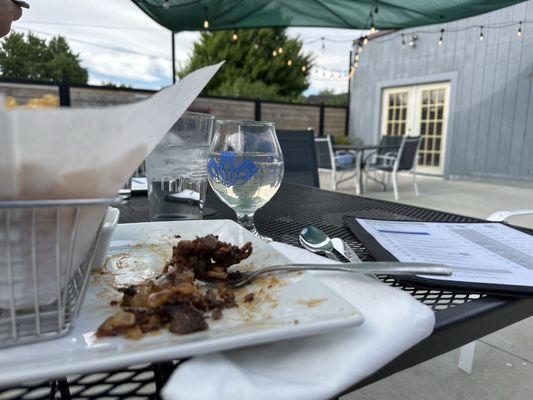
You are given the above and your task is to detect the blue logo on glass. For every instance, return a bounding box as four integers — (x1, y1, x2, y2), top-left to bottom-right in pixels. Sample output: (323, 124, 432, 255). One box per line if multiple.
(208, 151, 260, 187)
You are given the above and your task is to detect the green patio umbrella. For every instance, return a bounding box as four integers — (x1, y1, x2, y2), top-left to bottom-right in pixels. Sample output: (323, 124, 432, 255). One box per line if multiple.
(132, 0, 526, 31)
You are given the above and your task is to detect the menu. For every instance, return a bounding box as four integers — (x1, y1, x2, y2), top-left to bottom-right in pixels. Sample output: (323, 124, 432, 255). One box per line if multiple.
(345, 217, 533, 294)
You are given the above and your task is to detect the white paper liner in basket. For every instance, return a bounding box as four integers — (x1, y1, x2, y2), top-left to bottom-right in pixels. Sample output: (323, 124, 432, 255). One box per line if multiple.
(0, 62, 223, 309)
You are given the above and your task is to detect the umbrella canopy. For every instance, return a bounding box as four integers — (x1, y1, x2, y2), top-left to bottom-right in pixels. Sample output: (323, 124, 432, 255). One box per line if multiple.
(132, 0, 526, 32)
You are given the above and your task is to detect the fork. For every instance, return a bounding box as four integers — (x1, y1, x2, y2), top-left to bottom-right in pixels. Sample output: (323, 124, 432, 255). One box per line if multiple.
(197, 262, 452, 289)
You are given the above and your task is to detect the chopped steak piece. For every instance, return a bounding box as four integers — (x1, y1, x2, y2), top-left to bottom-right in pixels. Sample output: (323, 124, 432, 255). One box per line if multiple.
(96, 309, 136, 337)
(167, 304, 208, 334)
(96, 235, 253, 340)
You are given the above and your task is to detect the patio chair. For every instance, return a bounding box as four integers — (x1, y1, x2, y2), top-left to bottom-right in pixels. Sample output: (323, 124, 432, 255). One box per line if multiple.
(315, 135, 361, 193)
(458, 208, 533, 374)
(366, 135, 422, 201)
(276, 129, 320, 188)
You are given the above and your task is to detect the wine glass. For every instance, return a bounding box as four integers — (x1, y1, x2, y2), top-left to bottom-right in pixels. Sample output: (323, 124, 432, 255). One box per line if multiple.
(207, 120, 284, 241)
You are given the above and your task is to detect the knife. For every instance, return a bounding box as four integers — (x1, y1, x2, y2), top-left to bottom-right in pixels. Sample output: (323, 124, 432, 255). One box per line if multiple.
(331, 238, 361, 263)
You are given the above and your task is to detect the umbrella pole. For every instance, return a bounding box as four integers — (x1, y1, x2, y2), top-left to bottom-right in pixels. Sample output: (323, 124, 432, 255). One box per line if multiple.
(171, 31, 176, 84)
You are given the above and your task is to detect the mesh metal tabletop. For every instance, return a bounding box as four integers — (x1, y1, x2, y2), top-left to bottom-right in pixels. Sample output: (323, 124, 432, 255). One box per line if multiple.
(3, 183, 533, 399)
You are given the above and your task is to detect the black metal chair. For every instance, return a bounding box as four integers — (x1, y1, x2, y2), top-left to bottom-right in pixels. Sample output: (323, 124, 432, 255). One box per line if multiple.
(315, 135, 361, 193)
(276, 129, 319, 188)
(366, 135, 422, 200)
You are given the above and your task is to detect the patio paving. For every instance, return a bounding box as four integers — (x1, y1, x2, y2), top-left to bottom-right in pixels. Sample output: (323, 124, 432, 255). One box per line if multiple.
(318, 171, 533, 400)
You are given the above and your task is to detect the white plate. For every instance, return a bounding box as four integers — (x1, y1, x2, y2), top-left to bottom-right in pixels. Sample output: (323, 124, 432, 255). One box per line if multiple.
(0, 220, 363, 386)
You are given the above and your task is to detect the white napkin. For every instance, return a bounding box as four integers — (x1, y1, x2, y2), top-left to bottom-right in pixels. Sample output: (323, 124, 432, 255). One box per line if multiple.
(162, 242, 435, 400)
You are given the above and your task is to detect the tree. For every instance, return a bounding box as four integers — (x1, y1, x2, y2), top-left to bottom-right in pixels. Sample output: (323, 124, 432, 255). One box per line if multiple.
(0, 32, 88, 84)
(178, 28, 312, 101)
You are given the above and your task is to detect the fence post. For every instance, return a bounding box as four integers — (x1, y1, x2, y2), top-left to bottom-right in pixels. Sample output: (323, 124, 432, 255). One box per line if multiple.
(254, 99, 261, 121)
(58, 81, 71, 107)
(319, 103, 325, 136)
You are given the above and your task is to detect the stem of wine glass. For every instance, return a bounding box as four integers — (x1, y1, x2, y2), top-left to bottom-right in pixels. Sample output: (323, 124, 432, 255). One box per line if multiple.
(236, 212, 258, 235)
(236, 212, 272, 242)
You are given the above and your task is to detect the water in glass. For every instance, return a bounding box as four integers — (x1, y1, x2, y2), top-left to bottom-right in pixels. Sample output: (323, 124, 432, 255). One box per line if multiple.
(146, 112, 214, 220)
(207, 120, 284, 241)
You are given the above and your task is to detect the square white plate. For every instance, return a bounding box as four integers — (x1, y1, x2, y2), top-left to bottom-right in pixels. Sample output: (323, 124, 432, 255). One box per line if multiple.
(0, 220, 363, 386)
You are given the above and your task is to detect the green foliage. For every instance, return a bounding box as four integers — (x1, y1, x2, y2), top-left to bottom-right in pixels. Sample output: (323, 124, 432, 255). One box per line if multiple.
(310, 89, 348, 106)
(101, 82, 132, 89)
(179, 28, 312, 101)
(0, 32, 88, 84)
(332, 135, 361, 145)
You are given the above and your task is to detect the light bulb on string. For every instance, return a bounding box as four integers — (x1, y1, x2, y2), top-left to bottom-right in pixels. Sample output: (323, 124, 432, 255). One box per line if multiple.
(301, 65, 307, 72)
(363, 36, 369, 46)
(358, 45, 363, 53)
(354, 53, 360, 62)
(479, 26, 484, 42)
(254, 43, 259, 50)
(278, 47, 283, 54)
(438, 29, 444, 46)
(518, 21, 523, 37)
(370, 23, 376, 34)
(272, 50, 277, 56)
(232, 31, 238, 41)
(354, 61, 359, 68)
(287, 59, 292, 66)
(202, 6, 209, 29)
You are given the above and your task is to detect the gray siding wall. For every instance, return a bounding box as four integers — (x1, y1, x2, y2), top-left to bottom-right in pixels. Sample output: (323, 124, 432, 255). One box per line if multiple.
(349, 1, 533, 181)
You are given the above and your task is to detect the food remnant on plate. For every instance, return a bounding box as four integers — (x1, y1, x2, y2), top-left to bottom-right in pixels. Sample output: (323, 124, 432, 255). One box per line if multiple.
(297, 298, 327, 308)
(96, 235, 252, 339)
(243, 293, 254, 302)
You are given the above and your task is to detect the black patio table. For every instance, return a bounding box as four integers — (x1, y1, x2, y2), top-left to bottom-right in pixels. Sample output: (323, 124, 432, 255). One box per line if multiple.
(4, 183, 533, 400)
(333, 144, 400, 193)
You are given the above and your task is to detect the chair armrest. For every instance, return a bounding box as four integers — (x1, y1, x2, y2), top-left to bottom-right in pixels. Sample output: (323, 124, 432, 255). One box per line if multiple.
(487, 210, 533, 222)
(375, 155, 397, 165)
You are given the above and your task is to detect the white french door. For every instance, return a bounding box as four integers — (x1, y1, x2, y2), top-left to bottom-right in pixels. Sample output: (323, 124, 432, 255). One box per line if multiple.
(380, 82, 450, 174)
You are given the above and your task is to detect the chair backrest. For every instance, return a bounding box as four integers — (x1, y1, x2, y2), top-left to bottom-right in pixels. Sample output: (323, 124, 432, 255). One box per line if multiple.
(396, 136, 422, 171)
(378, 135, 404, 156)
(314, 135, 334, 170)
(276, 129, 320, 188)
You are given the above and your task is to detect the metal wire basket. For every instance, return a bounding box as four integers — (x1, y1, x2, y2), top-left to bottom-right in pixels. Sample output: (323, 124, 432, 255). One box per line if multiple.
(0, 198, 118, 348)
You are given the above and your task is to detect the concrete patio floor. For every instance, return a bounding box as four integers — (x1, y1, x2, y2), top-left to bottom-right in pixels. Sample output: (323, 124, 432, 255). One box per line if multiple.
(318, 171, 533, 400)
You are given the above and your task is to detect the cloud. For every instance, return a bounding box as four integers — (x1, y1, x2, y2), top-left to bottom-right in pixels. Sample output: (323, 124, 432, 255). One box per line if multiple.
(10, 1, 362, 94)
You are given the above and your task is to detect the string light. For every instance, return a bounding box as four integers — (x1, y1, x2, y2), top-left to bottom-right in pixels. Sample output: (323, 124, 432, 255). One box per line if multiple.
(518, 21, 523, 36)
(253, 43, 259, 50)
(370, 23, 376, 34)
(358, 45, 363, 53)
(287, 59, 292, 66)
(232, 31, 238, 41)
(479, 25, 484, 41)
(202, 6, 209, 29)
(363, 36, 369, 46)
(301, 65, 307, 72)
(354, 53, 360, 61)
(272, 50, 277, 56)
(278, 47, 283, 53)
(438, 29, 444, 46)
(354, 61, 359, 68)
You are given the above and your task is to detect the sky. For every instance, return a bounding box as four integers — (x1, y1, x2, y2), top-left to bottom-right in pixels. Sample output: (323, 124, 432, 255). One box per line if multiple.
(9, 0, 364, 95)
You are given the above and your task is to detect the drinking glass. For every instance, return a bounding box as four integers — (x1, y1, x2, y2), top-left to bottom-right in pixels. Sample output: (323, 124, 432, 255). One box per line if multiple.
(146, 112, 214, 220)
(207, 120, 284, 241)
